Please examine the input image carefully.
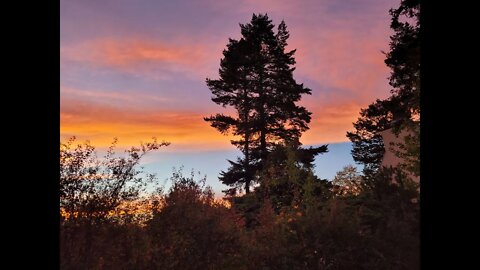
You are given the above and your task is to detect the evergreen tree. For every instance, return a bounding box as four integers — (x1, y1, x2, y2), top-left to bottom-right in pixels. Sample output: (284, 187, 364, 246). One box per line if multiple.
(385, 0, 420, 116)
(205, 14, 322, 195)
(346, 95, 410, 175)
(257, 142, 330, 213)
(347, 0, 419, 177)
(385, 0, 420, 177)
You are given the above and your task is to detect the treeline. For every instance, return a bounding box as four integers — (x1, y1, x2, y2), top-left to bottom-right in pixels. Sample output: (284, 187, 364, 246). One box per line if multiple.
(60, 139, 418, 270)
(60, 0, 420, 269)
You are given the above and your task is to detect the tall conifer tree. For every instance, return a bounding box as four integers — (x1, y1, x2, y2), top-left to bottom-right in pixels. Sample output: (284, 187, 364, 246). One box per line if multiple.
(205, 14, 325, 195)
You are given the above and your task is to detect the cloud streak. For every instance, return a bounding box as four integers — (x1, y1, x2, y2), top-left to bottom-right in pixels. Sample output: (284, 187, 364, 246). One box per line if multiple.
(61, 38, 218, 80)
(61, 86, 172, 108)
(60, 98, 235, 150)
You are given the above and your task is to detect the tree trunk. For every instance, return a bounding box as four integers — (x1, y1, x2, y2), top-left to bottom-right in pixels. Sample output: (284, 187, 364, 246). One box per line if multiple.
(244, 135, 251, 194)
(243, 94, 251, 194)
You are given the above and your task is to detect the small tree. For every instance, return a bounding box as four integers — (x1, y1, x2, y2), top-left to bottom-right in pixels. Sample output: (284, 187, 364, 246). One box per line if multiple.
(332, 165, 363, 196)
(258, 142, 330, 213)
(60, 136, 169, 224)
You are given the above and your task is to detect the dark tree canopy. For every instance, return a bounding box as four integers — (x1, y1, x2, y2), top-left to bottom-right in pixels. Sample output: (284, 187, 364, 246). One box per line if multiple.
(205, 13, 325, 195)
(347, 0, 420, 176)
(385, 0, 420, 116)
(347, 95, 412, 175)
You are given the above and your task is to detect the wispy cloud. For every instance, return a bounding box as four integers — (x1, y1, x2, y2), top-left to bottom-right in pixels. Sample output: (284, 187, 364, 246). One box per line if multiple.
(61, 86, 172, 107)
(61, 38, 220, 80)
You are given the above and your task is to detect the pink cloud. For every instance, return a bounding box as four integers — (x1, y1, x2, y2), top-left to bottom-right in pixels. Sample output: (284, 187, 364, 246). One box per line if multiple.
(291, 27, 391, 103)
(61, 37, 222, 80)
(61, 86, 172, 105)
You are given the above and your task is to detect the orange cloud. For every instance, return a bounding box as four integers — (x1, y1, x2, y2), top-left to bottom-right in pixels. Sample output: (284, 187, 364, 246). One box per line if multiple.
(61, 95, 362, 151)
(60, 98, 236, 150)
(302, 102, 363, 145)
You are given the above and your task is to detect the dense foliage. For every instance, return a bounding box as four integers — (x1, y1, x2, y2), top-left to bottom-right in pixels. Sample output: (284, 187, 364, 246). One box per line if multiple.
(60, 139, 419, 270)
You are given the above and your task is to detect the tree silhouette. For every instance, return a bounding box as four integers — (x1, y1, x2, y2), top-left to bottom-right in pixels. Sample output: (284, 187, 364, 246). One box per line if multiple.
(205, 13, 324, 195)
(347, 96, 410, 176)
(60, 137, 169, 223)
(385, 0, 420, 116)
(347, 0, 419, 177)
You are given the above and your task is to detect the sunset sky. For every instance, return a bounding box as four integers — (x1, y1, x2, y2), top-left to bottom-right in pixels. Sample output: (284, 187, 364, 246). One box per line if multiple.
(61, 0, 397, 194)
